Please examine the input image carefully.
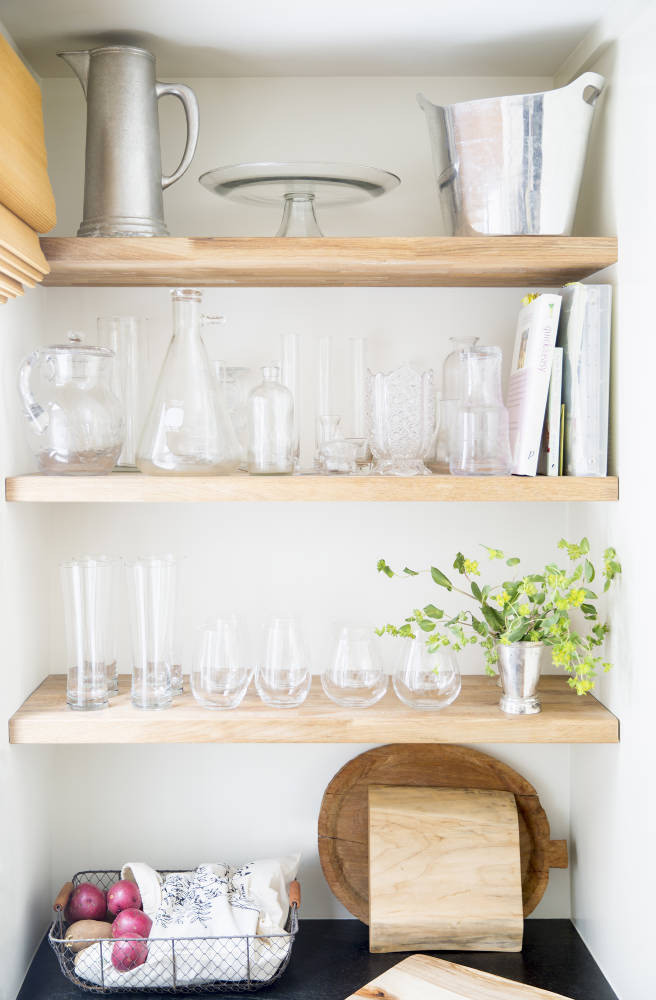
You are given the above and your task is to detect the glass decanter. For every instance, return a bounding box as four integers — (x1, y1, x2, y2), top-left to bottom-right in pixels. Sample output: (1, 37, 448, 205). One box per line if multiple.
(137, 289, 240, 475)
(449, 346, 512, 476)
(428, 337, 480, 473)
(442, 336, 480, 399)
(247, 365, 295, 474)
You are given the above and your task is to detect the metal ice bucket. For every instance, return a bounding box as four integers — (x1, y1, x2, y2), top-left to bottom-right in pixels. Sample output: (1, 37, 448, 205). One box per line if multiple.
(418, 73, 604, 236)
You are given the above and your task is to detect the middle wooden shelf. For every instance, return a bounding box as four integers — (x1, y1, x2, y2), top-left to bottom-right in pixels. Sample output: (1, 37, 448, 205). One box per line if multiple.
(5, 473, 619, 503)
(9, 675, 619, 744)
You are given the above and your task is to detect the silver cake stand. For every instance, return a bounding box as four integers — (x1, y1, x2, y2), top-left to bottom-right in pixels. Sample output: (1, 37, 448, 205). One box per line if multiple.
(199, 161, 400, 236)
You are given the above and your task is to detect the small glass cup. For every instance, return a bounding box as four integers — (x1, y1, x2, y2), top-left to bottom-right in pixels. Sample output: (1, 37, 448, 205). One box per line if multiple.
(126, 555, 177, 710)
(192, 618, 251, 710)
(393, 640, 461, 710)
(61, 557, 113, 711)
(255, 618, 312, 708)
(321, 625, 388, 708)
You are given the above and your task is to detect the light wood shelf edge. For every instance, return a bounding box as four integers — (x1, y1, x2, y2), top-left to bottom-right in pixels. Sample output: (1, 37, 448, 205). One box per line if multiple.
(4, 473, 619, 503)
(39, 236, 618, 288)
(9, 675, 619, 745)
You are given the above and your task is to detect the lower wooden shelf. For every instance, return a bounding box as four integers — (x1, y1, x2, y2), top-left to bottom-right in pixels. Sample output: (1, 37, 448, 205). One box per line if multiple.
(9, 675, 618, 744)
(5, 472, 619, 503)
(18, 919, 618, 1000)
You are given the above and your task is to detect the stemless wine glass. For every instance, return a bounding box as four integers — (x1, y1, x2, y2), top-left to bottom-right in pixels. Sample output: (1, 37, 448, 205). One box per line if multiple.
(126, 555, 177, 710)
(192, 618, 252, 709)
(321, 625, 388, 707)
(255, 618, 312, 708)
(393, 640, 461, 710)
(61, 557, 113, 711)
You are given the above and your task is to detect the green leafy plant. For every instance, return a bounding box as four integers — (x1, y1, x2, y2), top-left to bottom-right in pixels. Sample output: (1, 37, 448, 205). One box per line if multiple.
(376, 539, 621, 695)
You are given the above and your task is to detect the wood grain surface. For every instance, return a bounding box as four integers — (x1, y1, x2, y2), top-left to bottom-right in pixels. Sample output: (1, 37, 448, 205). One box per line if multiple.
(368, 787, 523, 953)
(8, 675, 618, 745)
(345, 953, 574, 999)
(39, 236, 617, 287)
(318, 745, 569, 922)
(4, 472, 619, 503)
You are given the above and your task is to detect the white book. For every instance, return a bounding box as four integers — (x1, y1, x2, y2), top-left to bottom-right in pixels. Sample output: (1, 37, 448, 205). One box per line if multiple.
(558, 284, 612, 477)
(507, 293, 562, 476)
(538, 347, 563, 476)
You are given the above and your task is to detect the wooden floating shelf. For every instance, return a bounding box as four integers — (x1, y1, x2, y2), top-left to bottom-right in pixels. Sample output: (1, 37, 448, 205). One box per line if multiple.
(9, 675, 619, 745)
(39, 236, 618, 287)
(5, 472, 619, 503)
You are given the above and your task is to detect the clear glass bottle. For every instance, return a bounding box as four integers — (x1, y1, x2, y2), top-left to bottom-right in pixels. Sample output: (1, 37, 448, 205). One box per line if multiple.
(449, 346, 512, 476)
(393, 641, 461, 711)
(247, 365, 295, 474)
(442, 336, 480, 399)
(137, 289, 240, 475)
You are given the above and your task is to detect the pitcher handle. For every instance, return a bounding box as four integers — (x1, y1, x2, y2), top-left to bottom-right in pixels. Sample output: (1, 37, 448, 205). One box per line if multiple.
(18, 351, 49, 434)
(156, 82, 200, 190)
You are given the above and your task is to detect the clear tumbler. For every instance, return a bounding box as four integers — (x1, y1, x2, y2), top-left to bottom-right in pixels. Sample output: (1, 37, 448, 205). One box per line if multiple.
(255, 618, 312, 708)
(61, 557, 113, 711)
(321, 625, 388, 707)
(393, 640, 461, 710)
(192, 618, 252, 710)
(126, 555, 177, 710)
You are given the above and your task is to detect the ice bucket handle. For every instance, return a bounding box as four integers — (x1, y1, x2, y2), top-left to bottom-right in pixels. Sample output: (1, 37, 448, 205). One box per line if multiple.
(570, 71, 605, 107)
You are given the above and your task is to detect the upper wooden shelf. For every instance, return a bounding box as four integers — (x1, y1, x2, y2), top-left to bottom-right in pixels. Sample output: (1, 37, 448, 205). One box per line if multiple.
(39, 236, 618, 287)
(5, 473, 619, 503)
(9, 675, 618, 744)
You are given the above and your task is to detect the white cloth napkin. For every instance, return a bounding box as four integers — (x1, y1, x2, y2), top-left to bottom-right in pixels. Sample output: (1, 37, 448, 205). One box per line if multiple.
(75, 855, 299, 989)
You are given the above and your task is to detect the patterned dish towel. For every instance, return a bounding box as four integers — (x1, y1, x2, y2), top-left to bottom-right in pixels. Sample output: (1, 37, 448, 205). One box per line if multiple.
(75, 855, 300, 988)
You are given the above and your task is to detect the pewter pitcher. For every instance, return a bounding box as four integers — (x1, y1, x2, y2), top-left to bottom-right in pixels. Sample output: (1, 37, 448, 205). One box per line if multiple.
(59, 45, 199, 236)
(418, 73, 604, 235)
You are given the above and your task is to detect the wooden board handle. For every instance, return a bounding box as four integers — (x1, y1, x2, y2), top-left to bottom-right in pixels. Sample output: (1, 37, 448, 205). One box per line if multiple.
(289, 880, 301, 909)
(53, 882, 74, 912)
(547, 839, 568, 869)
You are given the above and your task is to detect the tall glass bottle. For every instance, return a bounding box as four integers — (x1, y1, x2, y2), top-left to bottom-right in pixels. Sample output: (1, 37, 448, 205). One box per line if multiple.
(247, 365, 294, 474)
(449, 346, 512, 476)
(137, 289, 240, 475)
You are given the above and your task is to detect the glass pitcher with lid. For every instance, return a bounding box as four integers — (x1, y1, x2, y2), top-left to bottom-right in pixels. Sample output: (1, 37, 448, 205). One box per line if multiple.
(137, 288, 240, 475)
(18, 334, 124, 474)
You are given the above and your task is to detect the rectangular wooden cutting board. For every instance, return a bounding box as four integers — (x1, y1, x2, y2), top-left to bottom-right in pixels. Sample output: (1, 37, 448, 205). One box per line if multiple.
(368, 786, 524, 953)
(345, 954, 574, 999)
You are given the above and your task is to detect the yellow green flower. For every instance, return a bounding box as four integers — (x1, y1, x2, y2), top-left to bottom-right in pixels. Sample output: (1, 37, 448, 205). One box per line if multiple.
(496, 590, 510, 607)
(464, 559, 480, 576)
(569, 588, 585, 607)
(518, 603, 530, 616)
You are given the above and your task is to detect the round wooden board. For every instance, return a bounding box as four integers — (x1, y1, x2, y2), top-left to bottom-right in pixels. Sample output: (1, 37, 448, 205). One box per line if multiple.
(318, 744, 567, 921)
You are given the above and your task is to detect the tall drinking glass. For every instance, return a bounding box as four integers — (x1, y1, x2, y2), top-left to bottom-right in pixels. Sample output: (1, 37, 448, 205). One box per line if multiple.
(126, 555, 177, 710)
(192, 618, 251, 709)
(255, 618, 312, 708)
(97, 316, 143, 468)
(61, 558, 112, 711)
(321, 625, 387, 707)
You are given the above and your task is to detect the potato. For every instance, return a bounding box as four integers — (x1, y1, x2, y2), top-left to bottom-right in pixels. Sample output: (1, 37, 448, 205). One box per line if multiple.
(65, 919, 114, 953)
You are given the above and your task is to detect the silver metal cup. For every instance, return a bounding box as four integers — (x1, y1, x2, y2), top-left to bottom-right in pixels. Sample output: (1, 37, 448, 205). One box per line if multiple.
(497, 641, 544, 715)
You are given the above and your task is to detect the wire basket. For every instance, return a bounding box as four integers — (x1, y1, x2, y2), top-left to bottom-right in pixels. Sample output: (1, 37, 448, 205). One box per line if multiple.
(49, 870, 300, 994)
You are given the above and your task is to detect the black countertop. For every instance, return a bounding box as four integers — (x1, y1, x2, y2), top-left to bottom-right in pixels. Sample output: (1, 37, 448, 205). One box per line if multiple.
(18, 919, 618, 1000)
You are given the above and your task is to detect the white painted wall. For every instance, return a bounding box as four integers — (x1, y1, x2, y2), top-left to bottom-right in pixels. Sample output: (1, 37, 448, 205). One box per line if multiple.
(554, 3, 656, 997)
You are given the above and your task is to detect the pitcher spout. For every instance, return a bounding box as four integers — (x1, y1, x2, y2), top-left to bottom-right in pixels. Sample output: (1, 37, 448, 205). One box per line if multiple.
(58, 50, 91, 96)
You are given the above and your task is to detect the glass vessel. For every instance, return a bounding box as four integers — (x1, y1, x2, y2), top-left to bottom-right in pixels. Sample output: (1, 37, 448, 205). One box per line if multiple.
(321, 625, 388, 707)
(97, 316, 144, 468)
(442, 336, 480, 399)
(137, 289, 240, 475)
(366, 366, 436, 476)
(192, 618, 251, 710)
(280, 332, 301, 466)
(449, 346, 512, 476)
(393, 641, 461, 710)
(61, 557, 114, 711)
(255, 618, 312, 708)
(247, 365, 295, 474)
(126, 555, 177, 710)
(428, 397, 457, 474)
(18, 336, 124, 475)
(214, 362, 251, 466)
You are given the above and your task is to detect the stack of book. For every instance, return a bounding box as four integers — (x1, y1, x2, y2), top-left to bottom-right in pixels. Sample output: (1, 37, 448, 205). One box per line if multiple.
(507, 284, 612, 477)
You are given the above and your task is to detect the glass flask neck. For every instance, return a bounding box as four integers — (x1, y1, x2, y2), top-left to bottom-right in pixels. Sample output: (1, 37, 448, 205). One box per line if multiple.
(459, 347, 504, 405)
(262, 365, 282, 383)
(171, 289, 202, 338)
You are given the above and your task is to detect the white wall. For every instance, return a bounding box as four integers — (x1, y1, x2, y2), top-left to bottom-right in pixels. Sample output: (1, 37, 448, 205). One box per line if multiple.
(556, 2, 656, 997)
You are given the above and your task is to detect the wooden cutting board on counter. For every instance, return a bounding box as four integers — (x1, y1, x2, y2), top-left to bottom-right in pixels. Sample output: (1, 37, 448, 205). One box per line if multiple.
(344, 954, 574, 1000)
(368, 786, 523, 953)
(318, 745, 568, 923)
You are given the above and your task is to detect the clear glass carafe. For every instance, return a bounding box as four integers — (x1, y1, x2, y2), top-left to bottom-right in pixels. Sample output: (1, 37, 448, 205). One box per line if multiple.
(442, 336, 480, 399)
(247, 365, 295, 474)
(393, 641, 461, 710)
(18, 337, 124, 475)
(449, 346, 512, 476)
(137, 289, 240, 475)
(321, 625, 388, 707)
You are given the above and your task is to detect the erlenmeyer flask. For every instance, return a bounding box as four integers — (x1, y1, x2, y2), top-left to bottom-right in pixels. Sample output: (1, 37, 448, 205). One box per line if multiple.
(137, 289, 240, 475)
